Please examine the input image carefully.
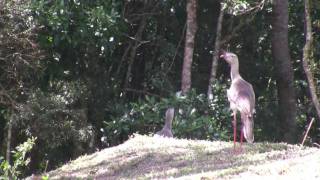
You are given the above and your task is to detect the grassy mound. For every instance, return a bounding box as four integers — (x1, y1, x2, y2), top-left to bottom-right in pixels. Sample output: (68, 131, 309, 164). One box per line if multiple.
(36, 134, 320, 179)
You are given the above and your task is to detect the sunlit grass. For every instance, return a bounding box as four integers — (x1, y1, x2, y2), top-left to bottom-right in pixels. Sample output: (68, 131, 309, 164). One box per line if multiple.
(40, 134, 320, 180)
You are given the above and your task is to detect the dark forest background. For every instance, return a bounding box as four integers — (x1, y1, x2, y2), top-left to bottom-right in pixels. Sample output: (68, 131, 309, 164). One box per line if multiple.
(0, 0, 319, 177)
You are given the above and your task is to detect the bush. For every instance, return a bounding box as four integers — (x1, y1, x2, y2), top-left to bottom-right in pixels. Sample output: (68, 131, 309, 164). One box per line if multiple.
(0, 137, 36, 179)
(14, 81, 93, 172)
(103, 81, 231, 146)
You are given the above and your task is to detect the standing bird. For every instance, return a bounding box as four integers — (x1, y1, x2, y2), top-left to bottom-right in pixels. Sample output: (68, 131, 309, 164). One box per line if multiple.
(220, 51, 255, 149)
(156, 108, 175, 138)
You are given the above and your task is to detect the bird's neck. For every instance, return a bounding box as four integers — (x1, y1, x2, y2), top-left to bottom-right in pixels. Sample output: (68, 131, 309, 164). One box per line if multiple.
(230, 63, 241, 81)
(164, 109, 174, 129)
(164, 118, 172, 129)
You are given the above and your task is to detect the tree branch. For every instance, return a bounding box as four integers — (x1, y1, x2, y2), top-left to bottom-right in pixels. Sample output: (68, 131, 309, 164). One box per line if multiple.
(220, 0, 266, 46)
(166, 22, 187, 75)
(124, 88, 162, 98)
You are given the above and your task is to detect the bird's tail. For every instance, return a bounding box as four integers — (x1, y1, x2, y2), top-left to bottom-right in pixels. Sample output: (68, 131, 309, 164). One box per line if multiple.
(241, 112, 254, 143)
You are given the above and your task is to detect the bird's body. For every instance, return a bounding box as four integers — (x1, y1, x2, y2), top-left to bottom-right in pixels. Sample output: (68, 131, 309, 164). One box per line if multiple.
(228, 76, 255, 143)
(220, 51, 255, 148)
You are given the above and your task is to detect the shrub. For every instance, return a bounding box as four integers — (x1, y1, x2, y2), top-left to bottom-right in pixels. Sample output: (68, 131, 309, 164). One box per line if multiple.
(103, 81, 231, 146)
(0, 137, 36, 179)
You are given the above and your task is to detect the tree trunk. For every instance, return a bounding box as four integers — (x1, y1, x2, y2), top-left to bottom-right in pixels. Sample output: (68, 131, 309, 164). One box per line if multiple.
(181, 0, 198, 94)
(87, 75, 106, 150)
(0, 0, 5, 12)
(6, 113, 13, 163)
(208, 4, 224, 99)
(302, 0, 320, 120)
(271, 0, 297, 143)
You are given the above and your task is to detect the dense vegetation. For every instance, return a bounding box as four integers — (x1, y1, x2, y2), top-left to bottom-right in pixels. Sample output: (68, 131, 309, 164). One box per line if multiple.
(0, 0, 319, 178)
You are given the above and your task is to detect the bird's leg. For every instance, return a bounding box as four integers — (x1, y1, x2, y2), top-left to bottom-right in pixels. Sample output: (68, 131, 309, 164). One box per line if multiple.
(233, 111, 237, 150)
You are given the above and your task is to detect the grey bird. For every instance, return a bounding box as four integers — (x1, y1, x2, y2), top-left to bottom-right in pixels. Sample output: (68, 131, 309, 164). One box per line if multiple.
(156, 108, 175, 138)
(220, 51, 255, 149)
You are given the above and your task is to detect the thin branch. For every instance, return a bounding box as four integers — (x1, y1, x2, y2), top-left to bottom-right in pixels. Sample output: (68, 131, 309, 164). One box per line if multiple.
(123, 15, 148, 91)
(129, 12, 161, 17)
(123, 33, 152, 44)
(220, 0, 266, 46)
(116, 42, 132, 77)
(220, 14, 256, 46)
(301, 117, 315, 146)
(166, 22, 187, 75)
(236, 0, 266, 16)
(124, 88, 162, 98)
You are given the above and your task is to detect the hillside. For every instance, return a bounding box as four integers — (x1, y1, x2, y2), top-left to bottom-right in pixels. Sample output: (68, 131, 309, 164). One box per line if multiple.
(34, 134, 320, 179)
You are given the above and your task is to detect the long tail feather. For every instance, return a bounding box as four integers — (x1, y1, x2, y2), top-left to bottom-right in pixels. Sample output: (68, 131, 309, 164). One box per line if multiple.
(241, 112, 254, 143)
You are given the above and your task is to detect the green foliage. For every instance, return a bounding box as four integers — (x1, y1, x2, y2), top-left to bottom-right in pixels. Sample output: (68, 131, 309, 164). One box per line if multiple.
(103, 81, 231, 146)
(0, 137, 36, 180)
(0, 0, 319, 176)
(31, 0, 123, 79)
(31, 0, 121, 46)
(223, 0, 250, 15)
(12, 81, 93, 172)
(0, 0, 45, 176)
(17, 87, 91, 149)
(0, 0, 44, 104)
(174, 83, 231, 140)
(41, 175, 49, 180)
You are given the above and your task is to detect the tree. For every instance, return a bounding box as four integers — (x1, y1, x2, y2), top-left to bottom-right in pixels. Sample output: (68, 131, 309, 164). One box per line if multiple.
(302, 0, 320, 126)
(181, 0, 198, 94)
(207, 3, 224, 99)
(1, 0, 320, 176)
(271, 0, 297, 143)
(31, 0, 124, 150)
(0, 0, 44, 163)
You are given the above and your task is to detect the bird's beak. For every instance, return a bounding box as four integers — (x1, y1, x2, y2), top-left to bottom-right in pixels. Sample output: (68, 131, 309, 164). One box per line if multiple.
(219, 49, 226, 59)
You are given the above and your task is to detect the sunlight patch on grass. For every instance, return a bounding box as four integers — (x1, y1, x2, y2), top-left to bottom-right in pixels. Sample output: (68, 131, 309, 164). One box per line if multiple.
(41, 134, 320, 180)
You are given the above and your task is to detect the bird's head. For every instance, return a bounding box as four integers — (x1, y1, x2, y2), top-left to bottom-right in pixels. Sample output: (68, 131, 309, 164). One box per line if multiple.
(219, 51, 239, 66)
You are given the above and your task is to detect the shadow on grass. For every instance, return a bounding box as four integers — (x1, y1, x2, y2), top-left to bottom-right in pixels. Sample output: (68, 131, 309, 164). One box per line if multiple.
(47, 137, 295, 180)
(94, 143, 288, 179)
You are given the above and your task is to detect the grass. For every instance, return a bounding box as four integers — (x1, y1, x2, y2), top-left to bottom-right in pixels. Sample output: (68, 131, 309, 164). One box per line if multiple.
(30, 134, 320, 180)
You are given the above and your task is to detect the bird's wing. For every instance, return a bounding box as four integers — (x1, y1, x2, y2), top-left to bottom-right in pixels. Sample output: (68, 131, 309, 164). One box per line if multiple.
(231, 78, 255, 115)
(235, 94, 252, 115)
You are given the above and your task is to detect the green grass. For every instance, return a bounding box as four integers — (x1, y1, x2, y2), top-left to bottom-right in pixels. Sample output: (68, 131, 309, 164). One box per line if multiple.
(29, 134, 320, 180)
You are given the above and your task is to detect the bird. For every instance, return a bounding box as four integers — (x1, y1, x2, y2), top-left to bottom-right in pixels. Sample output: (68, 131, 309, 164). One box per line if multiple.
(155, 108, 175, 138)
(219, 51, 255, 150)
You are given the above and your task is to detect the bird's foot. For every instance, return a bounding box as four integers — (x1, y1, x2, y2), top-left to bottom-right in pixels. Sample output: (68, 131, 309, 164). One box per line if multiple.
(233, 148, 244, 155)
(233, 145, 244, 155)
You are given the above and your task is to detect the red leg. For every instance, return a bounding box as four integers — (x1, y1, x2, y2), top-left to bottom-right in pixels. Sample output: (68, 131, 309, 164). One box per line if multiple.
(233, 112, 237, 150)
